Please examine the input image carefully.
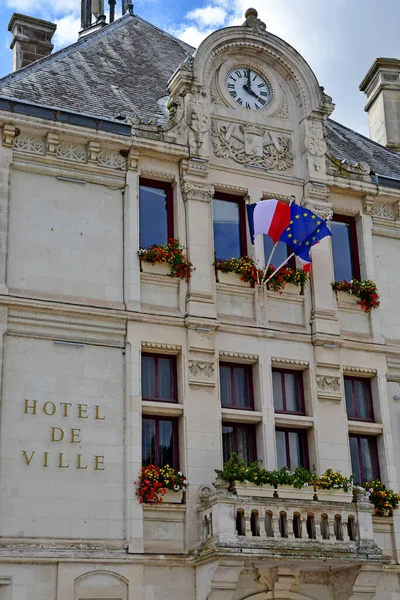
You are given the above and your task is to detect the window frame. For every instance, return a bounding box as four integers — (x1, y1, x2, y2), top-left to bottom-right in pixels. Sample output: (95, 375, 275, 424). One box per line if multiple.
(219, 362, 254, 410)
(331, 214, 361, 281)
(213, 192, 247, 259)
(221, 422, 257, 464)
(349, 434, 380, 485)
(272, 368, 305, 415)
(142, 415, 179, 469)
(141, 352, 178, 403)
(275, 427, 309, 470)
(139, 178, 174, 246)
(344, 376, 374, 422)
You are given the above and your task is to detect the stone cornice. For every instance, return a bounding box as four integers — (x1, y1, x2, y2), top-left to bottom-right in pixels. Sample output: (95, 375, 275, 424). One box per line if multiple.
(140, 169, 176, 182)
(262, 192, 294, 203)
(215, 183, 248, 195)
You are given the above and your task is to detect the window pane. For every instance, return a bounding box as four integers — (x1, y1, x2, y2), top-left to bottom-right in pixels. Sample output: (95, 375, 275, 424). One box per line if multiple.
(236, 427, 252, 464)
(222, 425, 234, 462)
(140, 185, 169, 248)
(213, 198, 241, 260)
(158, 358, 173, 400)
(272, 371, 284, 411)
(355, 379, 372, 420)
(142, 418, 156, 465)
(264, 236, 289, 269)
(284, 373, 301, 412)
(220, 365, 232, 407)
(159, 419, 174, 468)
(331, 220, 354, 281)
(344, 377, 355, 419)
(288, 431, 303, 469)
(234, 367, 249, 408)
(360, 437, 378, 483)
(349, 436, 361, 485)
(276, 430, 287, 469)
(142, 356, 155, 399)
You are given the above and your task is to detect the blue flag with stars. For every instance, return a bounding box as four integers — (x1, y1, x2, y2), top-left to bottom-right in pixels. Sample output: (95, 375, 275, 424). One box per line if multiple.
(279, 204, 332, 262)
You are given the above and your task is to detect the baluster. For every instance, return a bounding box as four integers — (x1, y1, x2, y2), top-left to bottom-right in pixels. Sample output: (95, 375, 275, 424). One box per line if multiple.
(287, 512, 295, 539)
(272, 515, 280, 538)
(328, 514, 335, 540)
(315, 517, 322, 541)
(342, 513, 350, 542)
(244, 510, 252, 537)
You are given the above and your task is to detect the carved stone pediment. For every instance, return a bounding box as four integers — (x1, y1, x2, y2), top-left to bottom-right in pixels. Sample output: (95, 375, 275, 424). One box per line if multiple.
(211, 119, 293, 171)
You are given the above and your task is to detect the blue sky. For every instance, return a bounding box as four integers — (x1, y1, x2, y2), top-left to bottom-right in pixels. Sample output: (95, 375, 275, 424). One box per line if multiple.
(0, 0, 399, 137)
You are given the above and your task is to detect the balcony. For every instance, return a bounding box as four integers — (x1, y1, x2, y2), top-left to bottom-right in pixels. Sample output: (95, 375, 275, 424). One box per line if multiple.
(197, 481, 385, 563)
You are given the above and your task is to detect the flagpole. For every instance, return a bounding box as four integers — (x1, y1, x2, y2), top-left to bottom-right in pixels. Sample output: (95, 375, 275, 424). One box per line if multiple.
(264, 252, 295, 284)
(259, 198, 293, 286)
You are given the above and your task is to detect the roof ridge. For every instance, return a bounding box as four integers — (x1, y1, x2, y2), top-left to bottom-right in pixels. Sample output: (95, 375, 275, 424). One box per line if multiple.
(327, 118, 400, 162)
(0, 12, 132, 87)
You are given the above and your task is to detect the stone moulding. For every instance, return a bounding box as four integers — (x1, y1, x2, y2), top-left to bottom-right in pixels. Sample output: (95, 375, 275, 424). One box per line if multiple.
(141, 341, 181, 353)
(13, 133, 45, 155)
(181, 182, 214, 203)
(140, 169, 175, 182)
(271, 357, 309, 369)
(343, 366, 377, 376)
(316, 374, 342, 401)
(219, 351, 258, 363)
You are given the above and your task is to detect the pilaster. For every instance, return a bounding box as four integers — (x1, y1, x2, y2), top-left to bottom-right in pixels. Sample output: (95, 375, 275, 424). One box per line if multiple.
(124, 148, 141, 311)
(0, 128, 12, 295)
(181, 168, 216, 319)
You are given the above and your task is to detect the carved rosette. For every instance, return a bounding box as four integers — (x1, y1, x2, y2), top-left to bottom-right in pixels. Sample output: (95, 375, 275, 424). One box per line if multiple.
(188, 360, 215, 386)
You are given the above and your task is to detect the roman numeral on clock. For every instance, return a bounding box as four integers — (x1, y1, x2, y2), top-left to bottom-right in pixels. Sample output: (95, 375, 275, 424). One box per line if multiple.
(246, 102, 251, 109)
(260, 91, 269, 97)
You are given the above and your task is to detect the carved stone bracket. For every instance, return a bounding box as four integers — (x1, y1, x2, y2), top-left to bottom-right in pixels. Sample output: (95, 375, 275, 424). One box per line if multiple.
(188, 359, 215, 386)
(87, 140, 100, 163)
(46, 132, 59, 155)
(2, 124, 17, 147)
(182, 181, 214, 203)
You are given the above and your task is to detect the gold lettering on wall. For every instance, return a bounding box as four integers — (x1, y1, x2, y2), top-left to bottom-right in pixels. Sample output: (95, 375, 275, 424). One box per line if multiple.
(22, 450, 35, 465)
(43, 401, 56, 416)
(94, 456, 105, 471)
(77, 404, 88, 419)
(22, 400, 106, 471)
(51, 427, 64, 442)
(24, 399, 37, 415)
(70, 428, 81, 443)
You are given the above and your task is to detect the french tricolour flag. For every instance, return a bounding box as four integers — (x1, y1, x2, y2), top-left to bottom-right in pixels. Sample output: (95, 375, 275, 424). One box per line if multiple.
(247, 199, 290, 244)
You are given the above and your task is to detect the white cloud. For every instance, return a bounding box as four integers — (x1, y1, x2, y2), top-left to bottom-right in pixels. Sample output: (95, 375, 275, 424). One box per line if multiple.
(186, 6, 227, 27)
(54, 14, 81, 48)
(171, 24, 215, 48)
(6, 0, 80, 16)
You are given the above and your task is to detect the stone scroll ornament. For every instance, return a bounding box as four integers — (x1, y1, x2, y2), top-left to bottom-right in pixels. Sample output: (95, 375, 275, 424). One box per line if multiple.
(211, 120, 293, 171)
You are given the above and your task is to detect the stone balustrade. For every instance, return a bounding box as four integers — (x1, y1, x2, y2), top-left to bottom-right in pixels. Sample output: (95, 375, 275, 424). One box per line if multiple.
(197, 482, 384, 562)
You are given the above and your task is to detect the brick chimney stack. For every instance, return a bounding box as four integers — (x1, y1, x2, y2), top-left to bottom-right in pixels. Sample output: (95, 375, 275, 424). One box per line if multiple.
(360, 58, 400, 151)
(8, 13, 57, 72)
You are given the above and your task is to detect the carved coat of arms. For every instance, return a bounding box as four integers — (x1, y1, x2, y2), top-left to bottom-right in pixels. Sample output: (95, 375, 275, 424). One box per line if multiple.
(211, 120, 293, 171)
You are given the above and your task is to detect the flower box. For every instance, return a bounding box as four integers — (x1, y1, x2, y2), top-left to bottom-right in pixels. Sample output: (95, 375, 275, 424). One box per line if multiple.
(230, 481, 275, 497)
(162, 489, 184, 504)
(315, 488, 353, 503)
(217, 271, 250, 287)
(141, 261, 171, 276)
(336, 290, 359, 307)
(276, 485, 315, 500)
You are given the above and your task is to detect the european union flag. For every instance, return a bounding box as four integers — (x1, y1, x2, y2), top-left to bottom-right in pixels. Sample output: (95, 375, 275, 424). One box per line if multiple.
(279, 204, 331, 263)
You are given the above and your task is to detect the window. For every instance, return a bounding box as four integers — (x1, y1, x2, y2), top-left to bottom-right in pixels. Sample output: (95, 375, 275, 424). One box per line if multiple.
(141, 353, 177, 402)
(139, 179, 173, 248)
(349, 435, 379, 485)
(272, 369, 305, 415)
(344, 377, 374, 421)
(142, 416, 179, 468)
(213, 193, 247, 260)
(331, 215, 360, 281)
(276, 429, 308, 470)
(220, 363, 254, 409)
(222, 423, 256, 464)
(263, 237, 295, 270)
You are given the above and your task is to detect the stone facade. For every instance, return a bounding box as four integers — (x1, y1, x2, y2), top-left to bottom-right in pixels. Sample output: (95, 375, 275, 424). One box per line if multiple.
(0, 7, 399, 600)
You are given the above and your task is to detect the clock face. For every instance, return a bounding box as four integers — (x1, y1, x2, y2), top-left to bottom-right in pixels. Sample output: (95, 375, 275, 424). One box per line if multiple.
(226, 67, 271, 110)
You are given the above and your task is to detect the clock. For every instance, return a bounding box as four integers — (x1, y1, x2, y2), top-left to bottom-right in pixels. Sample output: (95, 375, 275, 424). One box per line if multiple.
(226, 67, 271, 110)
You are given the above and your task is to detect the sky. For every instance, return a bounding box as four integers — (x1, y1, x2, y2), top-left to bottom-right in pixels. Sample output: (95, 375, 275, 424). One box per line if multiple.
(0, 0, 399, 137)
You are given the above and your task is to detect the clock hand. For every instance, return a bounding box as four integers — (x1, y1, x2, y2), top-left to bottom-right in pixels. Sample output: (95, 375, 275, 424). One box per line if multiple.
(247, 68, 251, 89)
(243, 84, 258, 99)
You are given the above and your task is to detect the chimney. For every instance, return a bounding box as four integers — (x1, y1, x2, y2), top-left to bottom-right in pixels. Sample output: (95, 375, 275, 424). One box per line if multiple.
(8, 13, 57, 72)
(360, 58, 400, 151)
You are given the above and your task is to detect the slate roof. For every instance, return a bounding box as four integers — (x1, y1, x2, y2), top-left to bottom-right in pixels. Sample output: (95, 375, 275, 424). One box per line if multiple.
(1, 11, 400, 184)
(0, 12, 194, 124)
